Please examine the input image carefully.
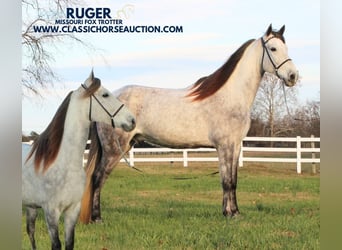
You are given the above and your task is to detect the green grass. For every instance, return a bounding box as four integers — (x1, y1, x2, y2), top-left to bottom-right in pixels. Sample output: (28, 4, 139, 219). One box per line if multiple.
(22, 163, 319, 249)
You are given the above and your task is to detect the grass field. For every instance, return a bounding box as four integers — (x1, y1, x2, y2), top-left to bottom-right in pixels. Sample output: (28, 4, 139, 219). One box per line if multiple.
(22, 162, 320, 250)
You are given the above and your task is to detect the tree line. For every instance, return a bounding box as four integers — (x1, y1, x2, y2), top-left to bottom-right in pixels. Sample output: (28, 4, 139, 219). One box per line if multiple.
(248, 73, 320, 138)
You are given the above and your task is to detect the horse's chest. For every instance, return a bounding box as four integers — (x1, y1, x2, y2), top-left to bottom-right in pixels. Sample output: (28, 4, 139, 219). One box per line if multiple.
(43, 168, 86, 205)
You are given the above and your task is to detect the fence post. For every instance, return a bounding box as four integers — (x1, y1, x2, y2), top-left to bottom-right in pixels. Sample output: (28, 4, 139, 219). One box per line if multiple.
(129, 147, 134, 167)
(183, 150, 188, 167)
(296, 136, 301, 174)
(311, 134, 316, 174)
(239, 141, 243, 167)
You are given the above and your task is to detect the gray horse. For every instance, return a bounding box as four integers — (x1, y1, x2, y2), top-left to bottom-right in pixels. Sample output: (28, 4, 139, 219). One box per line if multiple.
(79, 25, 298, 224)
(22, 71, 136, 249)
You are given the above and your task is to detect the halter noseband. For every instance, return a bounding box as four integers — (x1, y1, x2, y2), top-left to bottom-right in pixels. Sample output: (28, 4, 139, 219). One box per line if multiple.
(261, 36, 292, 79)
(81, 84, 125, 128)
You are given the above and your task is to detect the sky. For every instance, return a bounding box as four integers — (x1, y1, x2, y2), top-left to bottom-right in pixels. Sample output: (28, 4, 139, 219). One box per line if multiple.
(22, 0, 320, 134)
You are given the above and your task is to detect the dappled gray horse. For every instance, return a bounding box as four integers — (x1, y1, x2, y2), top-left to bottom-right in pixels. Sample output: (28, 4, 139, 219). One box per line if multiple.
(80, 25, 299, 224)
(22, 71, 136, 250)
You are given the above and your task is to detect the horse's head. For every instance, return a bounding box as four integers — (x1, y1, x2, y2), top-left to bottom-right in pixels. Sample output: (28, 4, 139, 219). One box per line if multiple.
(81, 70, 136, 131)
(261, 24, 299, 87)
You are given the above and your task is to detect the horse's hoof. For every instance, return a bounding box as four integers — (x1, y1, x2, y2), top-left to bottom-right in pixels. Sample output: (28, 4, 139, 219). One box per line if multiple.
(92, 218, 103, 224)
(222, 209, 240, 217)
(231, 211, 240, 218)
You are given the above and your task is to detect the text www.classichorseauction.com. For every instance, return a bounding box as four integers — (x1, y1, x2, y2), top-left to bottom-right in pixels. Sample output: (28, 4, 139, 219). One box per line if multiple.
(31, 6, 183, 34)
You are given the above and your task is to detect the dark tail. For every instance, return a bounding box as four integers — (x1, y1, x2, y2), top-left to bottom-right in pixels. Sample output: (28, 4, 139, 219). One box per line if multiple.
(79, 123, 102, 224)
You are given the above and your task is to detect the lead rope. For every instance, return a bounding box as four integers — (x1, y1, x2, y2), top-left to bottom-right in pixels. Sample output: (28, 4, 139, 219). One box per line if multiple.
(261, 39, 294, 119)
(281, 80, 293, 118)
(114, 136, 144, 173)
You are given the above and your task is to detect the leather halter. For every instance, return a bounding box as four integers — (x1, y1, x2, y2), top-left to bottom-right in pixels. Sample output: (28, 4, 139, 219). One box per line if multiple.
(261, 36, 292, 79)
(81, 84, 125, 128)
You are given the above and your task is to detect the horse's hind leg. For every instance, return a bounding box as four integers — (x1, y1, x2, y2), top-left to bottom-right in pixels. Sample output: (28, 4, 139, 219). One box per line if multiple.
(217, 141, 241, 217)
(91, 144, 127, 222)
(64, 202, 81, 250)
(44, 208, 62, 250)
(91, 127, 132, 222)
(26, 207, 38, 250)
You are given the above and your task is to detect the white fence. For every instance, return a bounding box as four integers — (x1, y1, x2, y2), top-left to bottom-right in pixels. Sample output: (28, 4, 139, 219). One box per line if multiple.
(84, 136, 320, 174)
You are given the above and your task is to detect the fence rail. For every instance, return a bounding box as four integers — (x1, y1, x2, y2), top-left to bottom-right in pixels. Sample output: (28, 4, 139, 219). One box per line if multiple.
(83, 136, 320, 174)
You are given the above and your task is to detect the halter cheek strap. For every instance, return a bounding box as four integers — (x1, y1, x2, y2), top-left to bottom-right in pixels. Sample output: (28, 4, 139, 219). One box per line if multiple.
(81, 84, 125, 128)
(261, 36, 292, 78)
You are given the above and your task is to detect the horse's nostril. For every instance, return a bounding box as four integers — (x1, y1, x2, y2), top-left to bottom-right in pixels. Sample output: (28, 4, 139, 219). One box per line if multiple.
(131, 118, 136, 126)
(289, 73, 296, 81)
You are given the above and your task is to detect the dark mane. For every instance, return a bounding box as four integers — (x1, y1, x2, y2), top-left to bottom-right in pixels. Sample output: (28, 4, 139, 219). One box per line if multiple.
(26, 91, 73, 173)
(186, 39, 255, 101)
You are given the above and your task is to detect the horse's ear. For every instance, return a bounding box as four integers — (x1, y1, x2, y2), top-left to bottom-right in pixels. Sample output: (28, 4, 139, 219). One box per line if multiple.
(90, 69, 94, 81)
(84, 69, 95, 87)
(278, 25, 285, 35)
(266, 24, 272, 36)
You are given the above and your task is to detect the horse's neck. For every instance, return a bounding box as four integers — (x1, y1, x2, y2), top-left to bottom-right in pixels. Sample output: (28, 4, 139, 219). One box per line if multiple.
(59, 97, 90, 167)
(221, 40, 263, 109)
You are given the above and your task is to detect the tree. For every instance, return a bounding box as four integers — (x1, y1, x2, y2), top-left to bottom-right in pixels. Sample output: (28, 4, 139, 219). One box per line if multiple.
(251, 73, 299, 141)
(291, 99, 320, 137)
(22, 0, 92, 96)
(247, 117, 266, 137)
(305, 99, 320, 136)
(22, 1, 135, 97)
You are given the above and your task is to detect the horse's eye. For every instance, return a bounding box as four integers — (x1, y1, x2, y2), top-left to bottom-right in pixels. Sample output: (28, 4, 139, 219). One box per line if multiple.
(270, 47, 277, 52)
(102, 93, 109, 98)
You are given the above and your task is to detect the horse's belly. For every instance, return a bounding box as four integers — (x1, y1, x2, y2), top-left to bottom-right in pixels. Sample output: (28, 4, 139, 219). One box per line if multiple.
(139, 125, 212, 148)
(138, 111, 212, 148)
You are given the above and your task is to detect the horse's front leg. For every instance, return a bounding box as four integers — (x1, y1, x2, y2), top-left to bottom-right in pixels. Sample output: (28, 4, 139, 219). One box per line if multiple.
(26, 207, 38, 250)
(43, 208, 62, 250)
(64, 202, 81, 250)
(217, 142, 241, 217)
